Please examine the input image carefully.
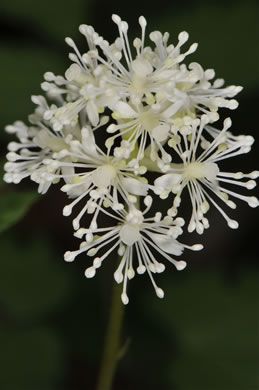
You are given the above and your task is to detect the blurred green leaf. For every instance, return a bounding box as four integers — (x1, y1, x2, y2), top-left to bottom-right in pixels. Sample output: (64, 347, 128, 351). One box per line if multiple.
(0, 327, 64, 389)
(0, 190, 39, 234)
(0, 232, 70, 318)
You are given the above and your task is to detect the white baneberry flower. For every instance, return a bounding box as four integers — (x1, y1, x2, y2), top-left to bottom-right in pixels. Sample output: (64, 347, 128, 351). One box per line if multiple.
(3, 96, 78, 194)
(165, 62, 242, 122)
(106, 100, 173, 169)
(40, 14, 242, 134)
(64, 198, 203, 304)
(42, 64, 119, 130)
(3, 14, 258, 304)
(44, 126, 150, 230)
(154, 115, 259, 233)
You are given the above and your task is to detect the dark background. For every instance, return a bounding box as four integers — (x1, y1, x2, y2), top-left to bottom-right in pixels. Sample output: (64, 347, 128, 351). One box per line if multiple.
(0, 1, 258, 389)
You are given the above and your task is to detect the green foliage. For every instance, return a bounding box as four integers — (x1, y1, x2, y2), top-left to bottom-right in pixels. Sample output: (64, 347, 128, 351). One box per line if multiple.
(0, 158, 39, 235)
(0, 190, 39, 234)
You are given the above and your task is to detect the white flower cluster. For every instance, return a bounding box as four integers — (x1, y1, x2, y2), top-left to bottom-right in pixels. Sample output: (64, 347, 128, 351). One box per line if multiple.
(4, 15, 258, 303)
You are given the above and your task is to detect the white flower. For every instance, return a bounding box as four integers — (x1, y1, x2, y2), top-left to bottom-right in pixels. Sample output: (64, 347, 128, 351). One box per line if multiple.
(41, 32, 121, 130)
(64, 197, 203, 304)
(106, 100, 173, 169)
(3, 14, 258, 304)
(40, 14, 242, 134)
(155, 116, 259, 233)
(94, 16, 198, 102)
(166, 62, 242, 122)
(43, 125, 150, 230)
(3, 96, 76, 194)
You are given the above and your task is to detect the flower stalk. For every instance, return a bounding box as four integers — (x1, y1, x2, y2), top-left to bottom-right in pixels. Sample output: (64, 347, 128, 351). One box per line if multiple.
(96, 275, 125, 390)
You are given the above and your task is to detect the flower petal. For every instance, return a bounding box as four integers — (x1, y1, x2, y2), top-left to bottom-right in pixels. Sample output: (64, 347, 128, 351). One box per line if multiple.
(132, 58, 153, 77)
(155, 173, 182, 190)
(113, 102, 137, 118)
(151, 124, 170, 143)
(86, 100, 99, 126)
(147, 232, 184, 255)
(121, 177, 148, 196)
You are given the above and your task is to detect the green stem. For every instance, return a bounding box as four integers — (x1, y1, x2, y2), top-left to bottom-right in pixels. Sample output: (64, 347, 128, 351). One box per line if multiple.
(96, 277, 125, 390)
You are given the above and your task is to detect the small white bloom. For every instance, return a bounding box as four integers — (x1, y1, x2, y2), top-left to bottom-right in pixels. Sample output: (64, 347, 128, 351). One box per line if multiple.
(4, 103, 74, 194)
(107, 101, 172, 169)
(64, 199, 202, 304)
(48, 126, 150, 230)
(155, 116, 259, 233)
(166, 62, 242, 121)
(41, 15, 242, 134)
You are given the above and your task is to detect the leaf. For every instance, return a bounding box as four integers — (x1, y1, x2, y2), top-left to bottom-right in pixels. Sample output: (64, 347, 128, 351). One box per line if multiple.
(0, 190, 39, 234)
